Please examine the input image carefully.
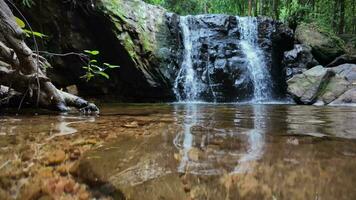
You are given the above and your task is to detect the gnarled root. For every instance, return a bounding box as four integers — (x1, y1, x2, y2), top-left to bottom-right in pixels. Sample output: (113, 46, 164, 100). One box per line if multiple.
(0, 0, 99, 113)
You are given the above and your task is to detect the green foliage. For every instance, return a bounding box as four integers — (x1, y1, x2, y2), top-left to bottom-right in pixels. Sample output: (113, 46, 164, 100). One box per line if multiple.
(81, 50, 120, 82)
(279, 0, 311, 30)
(144, 0, 355, 34)
(14, 17, 47, 38)
(21, 0, 35, 8)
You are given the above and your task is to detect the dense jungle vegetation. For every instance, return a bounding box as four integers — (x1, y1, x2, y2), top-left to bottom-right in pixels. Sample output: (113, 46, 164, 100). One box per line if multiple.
(145, 0, 356, 34)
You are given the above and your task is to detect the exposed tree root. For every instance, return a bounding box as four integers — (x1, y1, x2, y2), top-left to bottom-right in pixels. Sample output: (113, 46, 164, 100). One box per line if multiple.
(0, 0, 98, 112)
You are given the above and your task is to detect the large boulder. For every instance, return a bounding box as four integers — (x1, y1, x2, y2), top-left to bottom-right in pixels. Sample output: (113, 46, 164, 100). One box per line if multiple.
(282, 44, 319, 80)
(295, 23, 346, 65)
(287, 64, 356, 105)
(20, 0, 179, 100)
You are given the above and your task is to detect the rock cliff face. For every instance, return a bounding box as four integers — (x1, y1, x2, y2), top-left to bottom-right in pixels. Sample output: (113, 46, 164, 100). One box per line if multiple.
(20, 0, 179, 100)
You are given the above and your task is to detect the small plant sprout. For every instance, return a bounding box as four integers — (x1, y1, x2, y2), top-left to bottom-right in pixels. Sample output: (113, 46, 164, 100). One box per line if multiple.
(81, 50, 120, 82)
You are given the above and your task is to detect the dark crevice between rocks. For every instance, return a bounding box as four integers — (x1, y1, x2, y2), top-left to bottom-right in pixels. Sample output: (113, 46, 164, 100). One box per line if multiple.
(270, 23, 295, 100)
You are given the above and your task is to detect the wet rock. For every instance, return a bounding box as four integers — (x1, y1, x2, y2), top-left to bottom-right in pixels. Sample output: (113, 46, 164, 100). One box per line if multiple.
(174, 16, 294, 101)
(188, 148, 202, 161)
(330, 88, 356, 105)
(72, 134, 185, 199)
(45, 150, 66, 165)
(38, 167, 54, 178)
(332, 63, 356, 82)
(287, 64, 356, 105)
(295, 23, 346, 65)
(282, 44, 319, 79)
(326, 54, 356, 68)
(287, 65, 330, 104)
(69, 148, 81, 161)
(122, 121, 139, 128)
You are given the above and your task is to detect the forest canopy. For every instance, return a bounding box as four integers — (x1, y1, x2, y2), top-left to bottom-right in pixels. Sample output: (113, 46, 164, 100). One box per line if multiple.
(144, 0, 356, 34)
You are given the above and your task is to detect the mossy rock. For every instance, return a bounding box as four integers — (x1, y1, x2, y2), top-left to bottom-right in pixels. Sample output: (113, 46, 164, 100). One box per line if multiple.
(295, 23, 346, 65)
(94, 0, 179, 91)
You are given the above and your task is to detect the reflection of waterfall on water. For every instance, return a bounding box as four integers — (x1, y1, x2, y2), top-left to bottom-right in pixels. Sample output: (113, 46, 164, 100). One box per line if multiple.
(233, 105, 266, 173)
(174, 16, 202, 102)
(173, 104, 197, 172)
(237, 17, 272, 103)
(173, 104, 266, 175)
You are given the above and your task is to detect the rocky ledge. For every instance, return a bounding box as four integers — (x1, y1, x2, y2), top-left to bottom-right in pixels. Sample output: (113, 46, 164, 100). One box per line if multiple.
(287, 64, 356, 106)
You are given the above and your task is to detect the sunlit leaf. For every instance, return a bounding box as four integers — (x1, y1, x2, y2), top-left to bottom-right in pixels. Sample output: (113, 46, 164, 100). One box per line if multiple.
(14, 17, 25, 28)
(23, 30, 47, 38)
(84, 50, 100, 55)
(96, 71, 110, 79)
(104, 63, 120, 68)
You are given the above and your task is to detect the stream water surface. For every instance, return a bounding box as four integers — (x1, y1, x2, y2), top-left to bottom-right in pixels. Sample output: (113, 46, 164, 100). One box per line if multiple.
(1, 103, 356, 199)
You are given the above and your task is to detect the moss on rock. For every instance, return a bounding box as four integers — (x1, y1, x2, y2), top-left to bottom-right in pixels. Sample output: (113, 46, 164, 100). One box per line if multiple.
(295, 23, 346, 65)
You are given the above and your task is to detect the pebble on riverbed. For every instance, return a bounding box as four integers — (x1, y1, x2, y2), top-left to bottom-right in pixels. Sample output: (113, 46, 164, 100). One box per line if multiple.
(45, 150, 66, 165)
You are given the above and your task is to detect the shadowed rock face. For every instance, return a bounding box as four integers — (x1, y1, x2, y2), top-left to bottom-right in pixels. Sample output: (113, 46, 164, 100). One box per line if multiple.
(20, 0, 180, 101)
(283, 44, 319, 80)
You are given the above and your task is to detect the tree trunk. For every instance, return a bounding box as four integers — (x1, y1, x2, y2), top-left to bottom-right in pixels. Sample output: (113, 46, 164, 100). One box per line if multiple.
(248, 0, 252, 16)
(332, 0, 339, 32)
(273, 0, 279, 20)
(254, 0, 258, 16)
(338, 0, 345, 34)
(352, 0, 355, 34)
(0, 0, 98, 112)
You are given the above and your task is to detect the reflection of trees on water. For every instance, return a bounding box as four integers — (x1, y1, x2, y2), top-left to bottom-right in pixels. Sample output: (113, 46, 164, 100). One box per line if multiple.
(173, 104, 268, 175)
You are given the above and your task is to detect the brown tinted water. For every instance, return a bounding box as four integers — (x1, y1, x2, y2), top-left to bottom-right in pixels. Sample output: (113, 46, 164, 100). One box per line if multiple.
(0, 103, 356, 199)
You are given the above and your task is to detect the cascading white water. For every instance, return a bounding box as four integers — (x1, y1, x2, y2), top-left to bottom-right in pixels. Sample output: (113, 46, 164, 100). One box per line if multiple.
(174, 16, 273, 102)
(174, 16, 201, 102)
(237, 17, 272, 103)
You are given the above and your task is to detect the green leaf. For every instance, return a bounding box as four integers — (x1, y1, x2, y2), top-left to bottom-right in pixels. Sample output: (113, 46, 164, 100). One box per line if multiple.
(103, 62, 120, 68)
(23, 30, 47, 38)
(109, 65, 120, 69)
(84, 50, 100, 55)
(96, 71, 110, 79)
(14, 17, 25, 28)
(91, 65, 103, 71)
(104, 63, 120, 68)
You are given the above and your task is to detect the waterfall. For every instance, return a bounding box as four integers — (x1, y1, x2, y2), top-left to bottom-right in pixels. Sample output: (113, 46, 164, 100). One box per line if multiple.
(174, 16, 202, 102)
(174, 15, 274, 103)
(237, 17, 272, 103)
